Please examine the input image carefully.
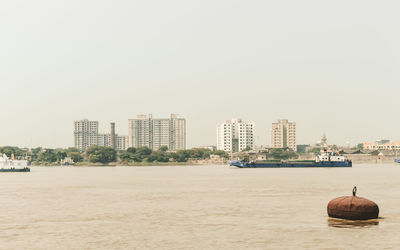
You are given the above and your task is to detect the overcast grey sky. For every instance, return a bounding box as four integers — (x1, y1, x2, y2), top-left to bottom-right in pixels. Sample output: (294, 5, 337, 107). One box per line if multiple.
(1, 0, 399, 148)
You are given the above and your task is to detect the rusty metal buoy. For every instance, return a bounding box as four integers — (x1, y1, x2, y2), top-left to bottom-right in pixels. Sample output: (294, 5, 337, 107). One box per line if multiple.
(327, 187, 379, 220)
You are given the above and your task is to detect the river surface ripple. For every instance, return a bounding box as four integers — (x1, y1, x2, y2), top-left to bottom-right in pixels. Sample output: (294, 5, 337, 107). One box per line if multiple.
(0, 164, 399, 249)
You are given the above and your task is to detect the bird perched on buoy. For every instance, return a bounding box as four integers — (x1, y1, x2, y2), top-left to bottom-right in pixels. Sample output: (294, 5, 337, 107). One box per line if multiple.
(327, 187, 379, 220)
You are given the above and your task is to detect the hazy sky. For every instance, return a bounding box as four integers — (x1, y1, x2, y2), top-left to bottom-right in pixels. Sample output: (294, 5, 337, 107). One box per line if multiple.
(1, 0, 399, 149)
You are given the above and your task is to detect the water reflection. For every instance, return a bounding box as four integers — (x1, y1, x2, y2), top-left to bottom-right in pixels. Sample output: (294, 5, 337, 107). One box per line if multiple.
(328, 217, 380, 228)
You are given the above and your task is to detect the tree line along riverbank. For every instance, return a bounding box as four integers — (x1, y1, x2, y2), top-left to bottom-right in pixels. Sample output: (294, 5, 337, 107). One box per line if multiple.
(0, 145, 306, 166)
(0, 146, 230, 166)
(4, 145, 390, 166)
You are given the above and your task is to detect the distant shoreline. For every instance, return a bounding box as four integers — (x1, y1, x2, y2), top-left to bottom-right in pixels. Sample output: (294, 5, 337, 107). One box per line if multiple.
(31, 161, 398, 167)
(31, 161, 227, 167)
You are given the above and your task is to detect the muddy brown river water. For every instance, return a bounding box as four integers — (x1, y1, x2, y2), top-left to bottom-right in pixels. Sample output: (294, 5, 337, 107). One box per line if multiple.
(0, 164, 399, 249)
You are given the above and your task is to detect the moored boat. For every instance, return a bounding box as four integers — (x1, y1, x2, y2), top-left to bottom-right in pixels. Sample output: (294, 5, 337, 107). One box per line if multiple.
(0, 154, 30, 172)
(230, 151, 352, 168)
(0, 167, 30, 172)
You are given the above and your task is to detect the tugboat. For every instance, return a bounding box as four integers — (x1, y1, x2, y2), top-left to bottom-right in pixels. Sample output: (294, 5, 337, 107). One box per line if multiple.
(0, 154, 30, 172)
(230, 150, 352, 168)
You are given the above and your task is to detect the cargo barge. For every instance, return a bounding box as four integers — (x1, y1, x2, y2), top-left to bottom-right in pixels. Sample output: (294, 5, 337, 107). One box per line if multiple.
(230, 151, 352, 168)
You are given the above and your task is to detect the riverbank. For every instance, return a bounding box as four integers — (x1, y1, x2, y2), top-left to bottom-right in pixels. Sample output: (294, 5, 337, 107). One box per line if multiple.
(34, 161, 223, 167)
(297, 153, 398, 164)
(31, 157, 398, 167)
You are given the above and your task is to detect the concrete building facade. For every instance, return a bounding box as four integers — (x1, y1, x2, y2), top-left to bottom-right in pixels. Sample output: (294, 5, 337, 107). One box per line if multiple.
(116, 135, 129, 151)
(74, 119, 128, 151)
(271, 119, 296, 151)
(170, 114, 186, 151)
(97, 134, 128, 151)
(217, 118, 255, 153)
(74, 119, 99, 151)
(128, 114, 186, 151)
(97, 133, 110, 149)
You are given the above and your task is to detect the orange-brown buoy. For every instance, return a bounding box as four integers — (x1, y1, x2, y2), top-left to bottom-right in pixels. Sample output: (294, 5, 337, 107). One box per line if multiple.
(327, 187, 379, 220)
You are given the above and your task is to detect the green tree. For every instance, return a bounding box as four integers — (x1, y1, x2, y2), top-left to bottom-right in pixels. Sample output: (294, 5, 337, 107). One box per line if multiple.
(31, 147, 42, 155)
(213, 150, 229, 159)
(136, 146, 152, 156)
(126, 147, 137, 154)
(30, 147, 42, 160)
(0, 146, 25, 157)
(268, 148, 298, 160)
(119, 147, 140, 162)
(119, 151, 133, 162)
(146, 150, 169, 162)
(308, 147, 322, 154)
(170, 151, 188, 162)
(242, 146, 252, 152)
(68, 152, 83, 163)
(66, 147, 80, 153)
(55, 150, 67, 162)
(37, 149, 58, 163)
(186, 148, 212, 159)
(86, 145, 117, 164)
(133, 147, 152, 162)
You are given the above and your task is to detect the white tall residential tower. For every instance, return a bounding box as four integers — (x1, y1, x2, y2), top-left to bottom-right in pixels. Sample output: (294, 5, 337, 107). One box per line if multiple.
(217, 118, 255, 153)
(128, 114, 186, 151)
(74, 119, 99, 151)
(271, 119, 296, 151)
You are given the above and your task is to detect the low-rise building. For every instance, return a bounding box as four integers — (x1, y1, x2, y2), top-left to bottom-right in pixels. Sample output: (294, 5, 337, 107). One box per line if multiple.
(363, 141, 400, 150)
(296, 144, 311, 153)
(97, 134, 128, 150)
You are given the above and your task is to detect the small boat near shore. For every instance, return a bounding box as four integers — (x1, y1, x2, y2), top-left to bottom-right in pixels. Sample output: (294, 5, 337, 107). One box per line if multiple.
(230, 150, 352, 168)
(0, 154, 30, 172)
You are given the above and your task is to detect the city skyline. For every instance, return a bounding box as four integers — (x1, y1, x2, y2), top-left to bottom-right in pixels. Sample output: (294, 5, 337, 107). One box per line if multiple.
(2, 1, 399, 249)
(0, 114, 399, 149)
(1, 1, 400, 148)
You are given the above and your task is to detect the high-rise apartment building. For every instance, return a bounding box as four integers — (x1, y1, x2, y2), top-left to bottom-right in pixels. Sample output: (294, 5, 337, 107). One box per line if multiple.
(128, 114, 186, 151)
(74, 119, 99, 151)
(217, 118, 255, 153)
(271, 119, 296, 151)
(74, 119, 128, 151)
(170, 114, 186, 151)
